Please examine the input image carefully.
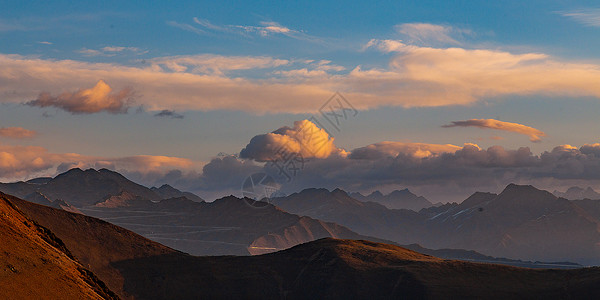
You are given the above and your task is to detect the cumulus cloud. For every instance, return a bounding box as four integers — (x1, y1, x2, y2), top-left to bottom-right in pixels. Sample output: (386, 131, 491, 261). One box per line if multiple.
(26, 80, 133, 114)
(442, 119, 546, 142)
(0, 127, 37, 139)
(154, 110, 184, 119)
(239, 120, 344, 161)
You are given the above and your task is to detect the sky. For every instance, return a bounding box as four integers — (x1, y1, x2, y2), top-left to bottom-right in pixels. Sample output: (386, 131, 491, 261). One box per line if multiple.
(2, 0, 600, 202)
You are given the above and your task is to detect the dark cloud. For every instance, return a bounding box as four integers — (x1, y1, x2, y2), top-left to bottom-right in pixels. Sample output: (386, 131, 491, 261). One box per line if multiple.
(154, 142, 600, 203)
(154, 109, 184, 119)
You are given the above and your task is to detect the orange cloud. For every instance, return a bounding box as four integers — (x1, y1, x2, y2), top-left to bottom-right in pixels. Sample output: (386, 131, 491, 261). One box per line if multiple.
(443, 119, 546, 142)
(240, 120, 345, 161)
(26, 80, 133, 114)
(3, 42, 600, 114)
(0, 127, 37, 139)
(0, 143, 200, 181)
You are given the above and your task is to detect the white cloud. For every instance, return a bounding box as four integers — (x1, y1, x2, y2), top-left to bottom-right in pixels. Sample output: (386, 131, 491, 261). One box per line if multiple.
(166, 20, 206, 35)
(78, 46, 146, 57)
(561, 9, 600, 27)
(395, 23, 470, 45)
(192, 18, 322, 43)
(149, 54, 289, 75)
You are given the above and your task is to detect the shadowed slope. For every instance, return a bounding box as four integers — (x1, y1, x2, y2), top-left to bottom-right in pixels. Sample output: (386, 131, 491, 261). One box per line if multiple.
(0, 194, 117, 299)
(4, 193, 177, 299)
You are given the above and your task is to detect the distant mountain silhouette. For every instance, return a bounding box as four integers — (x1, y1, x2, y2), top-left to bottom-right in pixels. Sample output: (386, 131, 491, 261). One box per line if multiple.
(554, 186, 600, 200)
(0, 168, 203, 207)
(271, 185, 600, 265)
(151, 183, 204, 202)
(350, 188, 433, 211)
(82, 194, 392, 256)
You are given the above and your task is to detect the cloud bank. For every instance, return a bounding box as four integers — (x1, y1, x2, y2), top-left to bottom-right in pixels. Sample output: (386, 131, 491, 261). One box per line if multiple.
(443, 119, 546, 142)
(4, 37, 600, 114)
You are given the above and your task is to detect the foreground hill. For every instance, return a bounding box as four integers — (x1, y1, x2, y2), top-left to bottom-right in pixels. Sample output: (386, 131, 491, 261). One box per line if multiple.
(3, 192, 600, 299)
(0, 194, 117, 299)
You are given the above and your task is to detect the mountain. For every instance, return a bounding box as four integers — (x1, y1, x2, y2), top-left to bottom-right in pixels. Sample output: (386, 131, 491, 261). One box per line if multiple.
(271, 185, 600, 264)
(80, 195, 392, 256)
(4, 192, 600, 299)
(23, 191, 82, 214)
(350, 189, 433, 211)
(0, 168, 201, 208)
(3, 192, 176, 299)
(270, 188, 426, 243)
(554, 186, 600, 200)
(151, 184, 204, 202)
(0, 193, 118, 299)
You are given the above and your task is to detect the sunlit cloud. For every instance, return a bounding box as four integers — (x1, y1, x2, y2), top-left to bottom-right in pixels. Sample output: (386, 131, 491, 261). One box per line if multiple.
(443, 119, 546, 143)
(26, 80, 134, 114)
(0, 142, 201, 181)
(4, 39, 600, 114)
(0, 127, 37, 139)
(240, 119, 345, 161)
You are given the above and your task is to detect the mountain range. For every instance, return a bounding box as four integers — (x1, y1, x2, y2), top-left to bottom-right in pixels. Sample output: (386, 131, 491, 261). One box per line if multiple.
(2, 168, 599, 265)
(271, 185, 600, 265)
(2, 191, 600, 299)
(350, 189, 433, 211)
(554, 186, 600, 200)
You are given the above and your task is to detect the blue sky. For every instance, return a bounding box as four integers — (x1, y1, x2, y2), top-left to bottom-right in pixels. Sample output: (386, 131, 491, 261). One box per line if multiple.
(2, 0, 600, 200)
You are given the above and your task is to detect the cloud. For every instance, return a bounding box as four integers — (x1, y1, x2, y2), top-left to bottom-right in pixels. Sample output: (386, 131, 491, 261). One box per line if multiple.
(0, 142, 200, 181)
(78, 46, 146, 57)
(0, 127, 37, 139)
(154, 110, 184, 119)
(561, 9, 600, 27)
(349, 141, 463, 159)
(26, 80, 134, 114)
(395, 23, 469, 45)
(192, 18, 322, 43)
(37, 41, 52, 45)
(442, 119, 546, 142)
(5, 41, 600, 114)
(149, 54, 289, 75)
(166, 21, 206, 35)
(240, 120, 344, 161)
